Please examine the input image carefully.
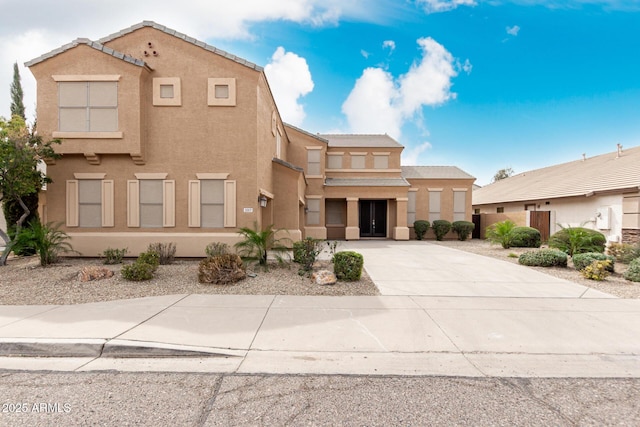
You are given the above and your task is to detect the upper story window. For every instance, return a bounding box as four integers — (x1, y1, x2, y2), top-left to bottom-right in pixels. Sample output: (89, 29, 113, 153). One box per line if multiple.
(327, 153, 343, 169)
(208, 78, 236, 106)
(307, 149, 321, 176)
(373, 153, 389, 169)
(351, 153, 366, 169)
(58, 81, 117, 131)
(153, 77, 181, 106)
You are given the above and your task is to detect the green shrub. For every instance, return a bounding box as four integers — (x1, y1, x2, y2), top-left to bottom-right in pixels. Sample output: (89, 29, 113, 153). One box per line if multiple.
(581, 259, 611, 281)
(572, 252, 615, 272)
(137, 250, 160, 271)
(333, 251, 364, 281)
(548, 226, 606, 256)
(3, 192, 39, 256)
(293, 237, 322, 272)
(102, 247, 128, 265)
(14, 220, 76, 266)
(147, 242, 176, 265)
(518, 249, 568, 267)
(413, 220, 430, 240)
(509, 227, 541, 248)
(624, 259, 640, 282)
(607, 243, 640, 264)
(486, 220, 517, 249)
(205, 242, 230, 257)
(121, 262, 155, 281)
(234, 223, 291, 269)
(452, 221, 474, 241)
(432, 220, 452, 241)
(198, 254, 246, 284)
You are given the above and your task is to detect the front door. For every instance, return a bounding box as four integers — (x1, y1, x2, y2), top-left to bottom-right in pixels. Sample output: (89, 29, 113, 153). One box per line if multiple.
(359, 200, 387, 237)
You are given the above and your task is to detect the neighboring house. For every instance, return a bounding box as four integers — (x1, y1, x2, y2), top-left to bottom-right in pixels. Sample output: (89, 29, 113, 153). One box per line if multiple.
(25, 21, 475, 257)
(473, 145, 640, 244)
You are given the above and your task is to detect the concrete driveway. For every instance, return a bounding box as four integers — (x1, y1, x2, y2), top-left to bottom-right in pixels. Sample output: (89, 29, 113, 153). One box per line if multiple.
(341, 240, 611, 298)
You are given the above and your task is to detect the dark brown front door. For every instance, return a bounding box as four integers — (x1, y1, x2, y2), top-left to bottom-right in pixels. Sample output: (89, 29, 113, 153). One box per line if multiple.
(360, 200, 387, 237)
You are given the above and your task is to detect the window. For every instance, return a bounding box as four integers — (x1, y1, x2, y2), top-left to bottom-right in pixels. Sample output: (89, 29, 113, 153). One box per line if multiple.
(307, 149, 321, 176)
(373, 154, 389, 169)
(208, 78, 236, 106)
(306, 198, 321, 225)
(351, 154, 366, 169)
(59, 81, 117, 131)
(327, 154, 343, 169)
(497, 207, 504, 213)
(188, 175, 236, 228)
(326, 200, 345, 225)
(66, 175, 114, 228)
(453, 190, 467, 222)
(429, 190, 441, 222)
(153, 77, 181, 106)
(127, 176, 175, 228)
(407, 190, 417, 226)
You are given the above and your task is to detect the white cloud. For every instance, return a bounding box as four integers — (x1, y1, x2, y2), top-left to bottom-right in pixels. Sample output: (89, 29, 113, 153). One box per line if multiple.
(415, 0, 477, 14)
(342, 38, 460, 140)
(382, 40, 396, 52)
(402, 141, 432, 165)
(460, 58, 473, 74)
(361, 49, 370, 59)
(0, 0, 386, 121)
(264, 47, 314, 127)
(506, 25, 521, 36)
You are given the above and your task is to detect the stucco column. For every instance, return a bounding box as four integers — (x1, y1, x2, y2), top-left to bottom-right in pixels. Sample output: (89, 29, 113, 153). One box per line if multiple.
(393, 197, 410, 240)
(345, 197, 360, 240)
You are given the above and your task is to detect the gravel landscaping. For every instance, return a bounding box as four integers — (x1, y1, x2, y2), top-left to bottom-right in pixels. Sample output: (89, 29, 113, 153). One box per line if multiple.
(2, 239, 639, 305)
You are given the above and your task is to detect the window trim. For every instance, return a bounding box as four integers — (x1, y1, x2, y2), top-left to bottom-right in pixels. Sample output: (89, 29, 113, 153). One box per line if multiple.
(58, 81, 118, 133)
(127, 178, 175, 228)
(188, 179, 236, 228)
(66, 178, 114, 228)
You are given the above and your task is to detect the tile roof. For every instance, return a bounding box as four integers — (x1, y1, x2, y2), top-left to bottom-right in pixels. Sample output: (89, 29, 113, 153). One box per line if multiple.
(325, 178, 410, 187)
(25, 21, 262, 72)
(25, 38, 149, 68)
(319, 134, 403, 148)
(284, 123, 328, 144)
(473, 145, 640, 205)
(402, 166, 475, 180)
(98, 21, 263, 71)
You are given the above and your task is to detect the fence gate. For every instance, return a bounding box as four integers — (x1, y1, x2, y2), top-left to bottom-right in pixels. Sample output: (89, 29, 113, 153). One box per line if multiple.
(472, 214, 481, 239)
(530, 211, 551, 242)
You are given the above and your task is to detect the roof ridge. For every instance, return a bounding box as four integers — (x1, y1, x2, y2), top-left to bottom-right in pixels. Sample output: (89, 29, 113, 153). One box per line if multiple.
(25, 37, 148, 68)
(97, 21, 263, 72)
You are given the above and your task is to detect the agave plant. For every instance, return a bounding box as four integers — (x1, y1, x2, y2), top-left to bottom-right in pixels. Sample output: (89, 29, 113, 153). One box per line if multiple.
(234, 223, 291, 269)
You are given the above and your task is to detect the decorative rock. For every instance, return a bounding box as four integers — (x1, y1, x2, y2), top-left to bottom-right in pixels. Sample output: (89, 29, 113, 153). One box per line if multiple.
(312, 269, 337, 286)
(78, 266, 114, 282)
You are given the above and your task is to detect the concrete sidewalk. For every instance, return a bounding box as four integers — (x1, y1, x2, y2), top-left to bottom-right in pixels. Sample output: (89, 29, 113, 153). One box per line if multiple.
(1, 241, 639, 377)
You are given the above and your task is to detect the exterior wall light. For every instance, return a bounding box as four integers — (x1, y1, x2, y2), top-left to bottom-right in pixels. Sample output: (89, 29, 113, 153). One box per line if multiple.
(258, 194, 268, 208)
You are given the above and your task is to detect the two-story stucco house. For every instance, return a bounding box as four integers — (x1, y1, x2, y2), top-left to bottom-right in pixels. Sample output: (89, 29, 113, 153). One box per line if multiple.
(25, 21, 475, 257)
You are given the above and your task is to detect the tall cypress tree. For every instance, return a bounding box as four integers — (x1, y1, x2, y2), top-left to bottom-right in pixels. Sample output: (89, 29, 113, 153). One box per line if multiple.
(10, 62, 26, 120)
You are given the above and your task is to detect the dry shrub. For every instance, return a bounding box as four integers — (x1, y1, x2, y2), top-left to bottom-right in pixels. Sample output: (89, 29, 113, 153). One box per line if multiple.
(198, 254, 246, 284)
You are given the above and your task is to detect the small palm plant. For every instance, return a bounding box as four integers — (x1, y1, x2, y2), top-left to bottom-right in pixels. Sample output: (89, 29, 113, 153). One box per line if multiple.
(234, 223, 291, 269)
(15, 219, 76, 266)
(485, 220, 516, 249)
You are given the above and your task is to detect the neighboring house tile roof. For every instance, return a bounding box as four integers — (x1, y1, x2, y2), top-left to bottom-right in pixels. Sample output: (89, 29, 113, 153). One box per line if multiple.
(25, 21, 262, 72)
(320, 134, 403, 148)
(325, 178, 410, 187)
(402, 166, 475, 180)
(99, 21, 263, 72)
(473, 145, 640, 205)
(25, 38, 149, 68)
(272, 157, 304, 172)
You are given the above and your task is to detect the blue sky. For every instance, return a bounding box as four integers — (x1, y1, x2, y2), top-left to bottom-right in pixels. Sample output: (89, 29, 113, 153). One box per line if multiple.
(1, 0, 639, 185)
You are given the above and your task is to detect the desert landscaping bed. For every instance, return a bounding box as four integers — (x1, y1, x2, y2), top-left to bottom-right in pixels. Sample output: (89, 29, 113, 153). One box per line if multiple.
(0, 257, 379, 306)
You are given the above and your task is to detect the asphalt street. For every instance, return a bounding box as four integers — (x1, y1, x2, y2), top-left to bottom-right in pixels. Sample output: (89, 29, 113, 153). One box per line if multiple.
(1, 372, 639, 426)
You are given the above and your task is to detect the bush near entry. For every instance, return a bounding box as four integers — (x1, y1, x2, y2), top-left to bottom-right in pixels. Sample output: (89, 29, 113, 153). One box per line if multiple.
(624, 259, 640, 282)
(333, 251, 364, 281)
(509, 227, 541, 248)
(413, 220, 430, 241)
(572, 252, 615, 273)
(451, 221, 474, 241)
(432, 220, 452, 241)
(518, 249, 568, 267)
